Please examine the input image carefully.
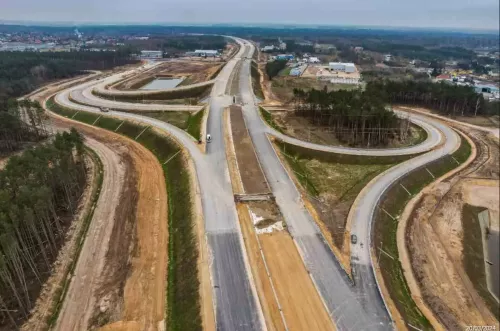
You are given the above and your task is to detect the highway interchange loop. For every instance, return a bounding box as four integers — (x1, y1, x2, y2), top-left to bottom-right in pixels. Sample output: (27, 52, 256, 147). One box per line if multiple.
(48, 36, 462, 331)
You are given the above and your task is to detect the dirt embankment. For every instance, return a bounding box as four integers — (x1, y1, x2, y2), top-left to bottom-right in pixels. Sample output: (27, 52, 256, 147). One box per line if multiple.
(48, 117, 168, 331)
(404, 128, 500, 329)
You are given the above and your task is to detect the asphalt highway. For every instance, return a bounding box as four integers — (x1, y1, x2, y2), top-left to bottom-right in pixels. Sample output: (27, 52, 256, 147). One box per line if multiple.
(51, 36, 463, 331)
(267, 111, 443, 156)
(54, 42, 263, 331)
(237, 40, 462, 330)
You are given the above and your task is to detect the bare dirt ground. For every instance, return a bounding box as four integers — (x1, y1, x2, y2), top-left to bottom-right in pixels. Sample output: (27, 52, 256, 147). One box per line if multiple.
(302, 64, 361, 80)
(229, 105, 270, 194)
(47, 118, 168, 331)
(115, 61, 220, 90)
(405, 128, 500, 329)
(259, 231, 335, 331)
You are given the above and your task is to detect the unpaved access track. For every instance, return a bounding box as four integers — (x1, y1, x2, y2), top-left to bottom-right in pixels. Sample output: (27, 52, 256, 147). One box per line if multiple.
(404, 128, 500, 329)
(50, 117, 168, 331)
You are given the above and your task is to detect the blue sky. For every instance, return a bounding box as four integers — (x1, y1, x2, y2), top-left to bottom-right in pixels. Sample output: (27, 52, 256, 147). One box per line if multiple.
(1, 0, 499, 30)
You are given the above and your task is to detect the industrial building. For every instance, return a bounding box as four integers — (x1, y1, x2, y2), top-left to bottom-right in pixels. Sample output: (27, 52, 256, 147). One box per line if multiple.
(194, 50, 219, 57)
(261, 45, 275, 52)
(307, 57, 320, 63)
(140, 50, 163, 59)
(329, 62, 356, 73)
(275, 54, 294, 61)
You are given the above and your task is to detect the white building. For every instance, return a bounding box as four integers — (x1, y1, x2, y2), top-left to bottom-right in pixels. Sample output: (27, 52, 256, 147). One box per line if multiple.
(330, 77, 360, 85)
(261, 45, 275, 52)
(308, 57, 320, 63)
(329, 62, 356, 73)
(140, 50, 162, 58)
(194, 50, 219, 57)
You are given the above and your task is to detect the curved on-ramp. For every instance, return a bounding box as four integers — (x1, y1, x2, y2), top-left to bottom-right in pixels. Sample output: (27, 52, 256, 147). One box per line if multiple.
(53, 39, 265, 331)
(263, 110, 443, 156)
(52, 35, 462, 331)
(238, 40, 461, 330)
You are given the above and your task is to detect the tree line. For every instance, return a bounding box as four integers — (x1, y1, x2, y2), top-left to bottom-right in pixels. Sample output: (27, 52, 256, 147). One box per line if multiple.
(292, 88, 410, 147)
(0, 100, 49, 155)
(0, 129, 87, 328)
(365, 80, 499, 116)
(265, 60, 288, 80)
(0, 50, 137, 107)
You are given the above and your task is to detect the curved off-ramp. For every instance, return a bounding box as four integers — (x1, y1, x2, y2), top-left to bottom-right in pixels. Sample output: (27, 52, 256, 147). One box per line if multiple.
(262, 109, 443, 156)
(93, 75, 215, 97)
(53, 39, 265, 331)
(238, 40, 461, 330)
(52, 35, 462, 331)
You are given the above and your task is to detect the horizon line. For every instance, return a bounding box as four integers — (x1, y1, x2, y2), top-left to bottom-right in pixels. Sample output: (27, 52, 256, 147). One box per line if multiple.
(0, 20, 498, 34)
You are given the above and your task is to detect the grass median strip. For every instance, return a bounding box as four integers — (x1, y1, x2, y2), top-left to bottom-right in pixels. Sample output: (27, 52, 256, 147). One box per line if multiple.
(373, 133, 471, 330)
(47, 101, 201, 330)
(186, 108, 205, 141)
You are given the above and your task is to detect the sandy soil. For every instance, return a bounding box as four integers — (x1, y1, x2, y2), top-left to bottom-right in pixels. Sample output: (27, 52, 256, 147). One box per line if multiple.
(259, 232, 335, 331)
(47, 117, 168, 331)
(258, 64, 281, 105)
(302, 64, 361, 79)
(237, 204, 287, 331)
(404, 128, 500, 329)
(50, 119, 133, 331)
(119, 128, 167, 331)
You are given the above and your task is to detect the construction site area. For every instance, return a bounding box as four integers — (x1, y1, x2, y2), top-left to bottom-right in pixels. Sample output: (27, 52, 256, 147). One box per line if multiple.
(404, 126, 500, 329)
(1, 34, 499, 331)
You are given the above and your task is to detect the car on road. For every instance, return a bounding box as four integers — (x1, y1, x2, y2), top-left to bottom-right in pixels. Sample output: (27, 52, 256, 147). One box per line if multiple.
(206, 134, 212, 143)
(351, 234, 357, 244)
(99, 107, 110, 113)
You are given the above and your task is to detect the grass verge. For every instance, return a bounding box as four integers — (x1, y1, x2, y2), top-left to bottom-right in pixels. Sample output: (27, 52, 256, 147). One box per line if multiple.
(259, 107, 285, 134)
(186, 108, 205, 141)
(135, 111, 191, 130)
(373, 133, 472, 330)
(462, 204, 499, 318)
(47, 146, 104, 327)
(274, 139, 413, 198)
(47, 101, 201, 330)
(251, 61, 265, 100)
(138, 109, 205, 141)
